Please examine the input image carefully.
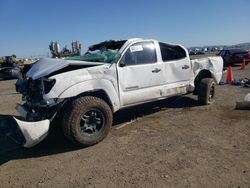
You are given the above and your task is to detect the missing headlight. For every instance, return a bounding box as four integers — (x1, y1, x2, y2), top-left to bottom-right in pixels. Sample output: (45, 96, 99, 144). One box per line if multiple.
(42, 78, 56, 94)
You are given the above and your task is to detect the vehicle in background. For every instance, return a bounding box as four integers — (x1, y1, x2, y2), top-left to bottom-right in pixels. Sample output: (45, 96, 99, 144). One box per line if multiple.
(218, 48, 250, 67)
(189, 48, 205, 55)
(0, 56, 21, 79)
(189, 50, 205, 55)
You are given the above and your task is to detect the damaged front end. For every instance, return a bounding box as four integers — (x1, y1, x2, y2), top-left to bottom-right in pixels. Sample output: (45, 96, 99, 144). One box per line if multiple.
(16, 77, 59, 119)
(11, 77, 64, 148)
(6, 41, 123, 147)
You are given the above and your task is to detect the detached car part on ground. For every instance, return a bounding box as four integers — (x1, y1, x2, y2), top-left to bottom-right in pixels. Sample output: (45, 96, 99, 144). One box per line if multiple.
(11, 38, 223, 148)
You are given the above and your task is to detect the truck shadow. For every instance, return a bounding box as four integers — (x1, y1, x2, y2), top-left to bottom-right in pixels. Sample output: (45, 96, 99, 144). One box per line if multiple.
(0, 95, 200, 165)
(113, 95, 200, 125)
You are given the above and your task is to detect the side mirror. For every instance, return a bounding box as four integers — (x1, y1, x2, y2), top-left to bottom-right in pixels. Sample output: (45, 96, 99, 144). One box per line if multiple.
(119, 61, 126, 67)
(119, 57, 126, 67)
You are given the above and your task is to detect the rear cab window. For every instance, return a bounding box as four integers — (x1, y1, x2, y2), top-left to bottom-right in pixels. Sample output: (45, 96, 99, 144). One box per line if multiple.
(159, 42, 186, 62)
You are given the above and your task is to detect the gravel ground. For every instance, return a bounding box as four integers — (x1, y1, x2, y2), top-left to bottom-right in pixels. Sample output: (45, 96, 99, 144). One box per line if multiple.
(0, 64, 250, 188)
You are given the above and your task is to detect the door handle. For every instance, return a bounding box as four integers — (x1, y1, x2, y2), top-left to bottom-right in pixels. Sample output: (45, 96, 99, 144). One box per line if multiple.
(182, 65, 190, 69)
(125, 86, 139, 90)
(152, 68, 161, 73)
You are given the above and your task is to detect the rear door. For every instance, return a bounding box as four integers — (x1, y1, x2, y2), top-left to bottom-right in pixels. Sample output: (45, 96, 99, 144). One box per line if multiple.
(159, 42, 191, 84)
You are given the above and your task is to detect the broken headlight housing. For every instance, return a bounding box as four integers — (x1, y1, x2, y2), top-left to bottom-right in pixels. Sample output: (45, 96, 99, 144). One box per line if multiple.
(18, 78, 56, 105)
(42, 78, 56, 94)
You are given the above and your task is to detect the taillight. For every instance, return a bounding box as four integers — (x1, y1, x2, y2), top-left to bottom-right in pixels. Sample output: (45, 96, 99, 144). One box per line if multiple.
(248, 51, 250, 58)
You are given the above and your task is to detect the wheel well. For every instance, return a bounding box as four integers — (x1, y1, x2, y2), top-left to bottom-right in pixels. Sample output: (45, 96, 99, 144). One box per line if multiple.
(56, 90, 114, 122)
(76, 90, 114, 112)
(194, 70, 212, 94)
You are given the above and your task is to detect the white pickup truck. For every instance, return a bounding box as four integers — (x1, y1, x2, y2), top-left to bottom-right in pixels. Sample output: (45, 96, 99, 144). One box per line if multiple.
(13, 38, 223, 148)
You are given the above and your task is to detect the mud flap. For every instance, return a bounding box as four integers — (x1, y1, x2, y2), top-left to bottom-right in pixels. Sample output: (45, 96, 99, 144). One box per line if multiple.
(12, 117, 50, 148)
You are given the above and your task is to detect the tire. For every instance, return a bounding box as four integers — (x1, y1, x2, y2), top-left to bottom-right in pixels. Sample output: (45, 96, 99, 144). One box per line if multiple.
(62, 96, 112, 146)
(198, 78, 215, 105)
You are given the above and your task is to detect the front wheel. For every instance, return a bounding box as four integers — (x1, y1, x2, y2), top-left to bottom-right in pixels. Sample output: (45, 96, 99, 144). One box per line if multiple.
(198, 78, 216, 105)
(62, 96, 113, 146)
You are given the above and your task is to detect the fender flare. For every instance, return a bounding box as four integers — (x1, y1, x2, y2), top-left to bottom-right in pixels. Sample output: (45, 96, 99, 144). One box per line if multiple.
(58, 79, 120, 112)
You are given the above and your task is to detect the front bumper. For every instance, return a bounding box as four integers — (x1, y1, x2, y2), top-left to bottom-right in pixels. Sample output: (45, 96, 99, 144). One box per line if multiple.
(13, 117, 50, 148)
(3, 104, 50, 148)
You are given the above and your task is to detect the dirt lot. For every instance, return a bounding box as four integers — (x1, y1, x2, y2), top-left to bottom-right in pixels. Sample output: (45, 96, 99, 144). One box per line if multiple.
(0, 65, 250, 187)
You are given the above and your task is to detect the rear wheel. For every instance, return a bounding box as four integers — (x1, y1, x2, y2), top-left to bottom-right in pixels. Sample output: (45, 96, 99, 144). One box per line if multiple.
(198, 78, 215, 105)
(62, 96, 112, 146)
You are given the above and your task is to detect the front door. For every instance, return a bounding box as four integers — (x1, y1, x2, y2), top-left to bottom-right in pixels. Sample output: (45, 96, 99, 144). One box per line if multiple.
(117, 41, 165, 106)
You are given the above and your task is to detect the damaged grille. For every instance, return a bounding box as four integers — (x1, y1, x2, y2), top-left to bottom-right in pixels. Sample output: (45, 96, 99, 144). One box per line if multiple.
(18, 78, 56, 106)
(16, 77, 59, 121)
(27, 79, 43, 102)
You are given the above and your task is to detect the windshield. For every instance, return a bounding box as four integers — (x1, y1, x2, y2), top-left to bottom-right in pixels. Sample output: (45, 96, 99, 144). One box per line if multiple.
(65, 49, 121, 63)
(65, 40, 127, 63)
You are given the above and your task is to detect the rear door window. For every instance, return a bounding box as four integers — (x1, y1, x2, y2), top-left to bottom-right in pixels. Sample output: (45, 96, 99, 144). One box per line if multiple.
(159, 42, 186, 61)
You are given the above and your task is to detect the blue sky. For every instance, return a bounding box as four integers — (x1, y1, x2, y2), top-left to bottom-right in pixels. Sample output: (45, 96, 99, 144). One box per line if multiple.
(0, 0, 249, 57)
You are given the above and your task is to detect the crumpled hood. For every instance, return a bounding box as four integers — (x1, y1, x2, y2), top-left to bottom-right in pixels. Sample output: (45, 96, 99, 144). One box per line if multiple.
(27, 58, 105, 80)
